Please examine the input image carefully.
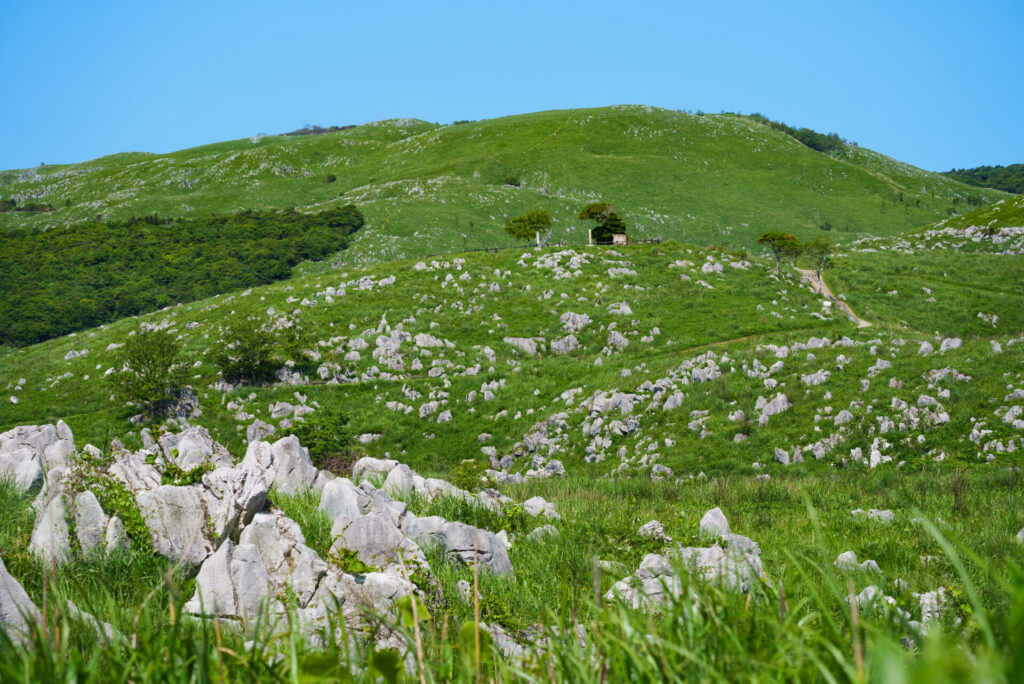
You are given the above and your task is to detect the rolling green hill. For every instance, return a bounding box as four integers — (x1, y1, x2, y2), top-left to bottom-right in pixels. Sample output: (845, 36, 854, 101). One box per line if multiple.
(2, 107, 1024, 680)
(0, 106, 1007, 267)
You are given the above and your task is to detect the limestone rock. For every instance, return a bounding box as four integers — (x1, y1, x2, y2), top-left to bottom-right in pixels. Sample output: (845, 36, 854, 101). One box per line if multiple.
(136, 485, 214, 566)
(319, 477, 363, 525)
(550, 335, 579, 355)
(331, 512, 425, 568)
(522, 496, 560, 520)
(504, 337, 538, 357)
(74, 490, 109, 555)
(29, 488, 71, 564)
(834, 550, 859, 571)
(699, 507, 731, 537)
(269, 435, 318, 495)
(0, 556, 40, 640)
(352, 457, 399, 483)
(106, 516, 129, 553)
(184, 541, 270, 624)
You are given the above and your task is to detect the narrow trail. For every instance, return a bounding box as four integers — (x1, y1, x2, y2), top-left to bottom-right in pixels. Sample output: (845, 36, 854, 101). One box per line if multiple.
(797, 268, 872, 328)
(527, 114, 573, 151)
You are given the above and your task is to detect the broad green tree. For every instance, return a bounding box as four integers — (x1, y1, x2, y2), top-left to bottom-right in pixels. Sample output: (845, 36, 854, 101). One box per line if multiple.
(802, 236, 834, 285)
(757, 232, 801, 273)
(578, 202, 627, 243)
(504, 210, 553, 243)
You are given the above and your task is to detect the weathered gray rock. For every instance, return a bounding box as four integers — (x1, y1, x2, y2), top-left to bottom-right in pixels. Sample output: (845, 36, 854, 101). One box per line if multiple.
(331, 512, 425, 568)
(161, 426, 232, 471)
(0, 421, 75, 474)
(852, 508, 894, 523)
(29, 489, 71, 564)
(834, 550, 859, 571)
(834, 409, 854, 426)
(526, 525, 559, 542)
(699, 508, 731, 537)
(270, 402, 295, 419)
(560, 312, 591, 333)
(801, 370, 830, 386)
(74, 490, 109, 555)
(0, 556, 40, 640)
(198, 441, 276, 544)
(604, 553, 682, 609)
(239, 512, 327, 607)
(319, 477, 363, 525)
(438, 522, 512, 575)
(939, 337, 962, 353)
(504, 337, 538, 357)
(637, 520, 670, 541)
(246, 419, 275, 444)
(676, 544, 765, 592)
(108, 452, 161, 492)
(522, 496, 560, 520)
(106, 516, 129, 553)
(860, 559, 881, 574)
(383, 464, 417, 498)
(352, 457, 399, 483)
(550, 335, 579, 355)
(0, 451, 43, 493)
(136, 485, 214, 566)
(651, 464, 674, 479)
(758, 394, 791, 425)
(269, 435, 318, 495)
(606, 331, 629, 351)
(663, 392, 685, 411)
(184, 541, 270, 623)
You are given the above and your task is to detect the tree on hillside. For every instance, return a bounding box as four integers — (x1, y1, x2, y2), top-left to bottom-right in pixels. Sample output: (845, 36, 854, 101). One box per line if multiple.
(578, 202, 627, 243)
(504, 210, 553, 244)
(282, 405, 354, 471)
(109, 329, 187, 418)
(802, 236, 835, 287)
(757, 232, 801, 273)
(212, 316, 279, 385)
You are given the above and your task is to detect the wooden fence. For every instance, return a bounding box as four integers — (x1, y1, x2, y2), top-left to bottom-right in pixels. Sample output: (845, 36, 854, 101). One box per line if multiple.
(424, 237, 662, 259)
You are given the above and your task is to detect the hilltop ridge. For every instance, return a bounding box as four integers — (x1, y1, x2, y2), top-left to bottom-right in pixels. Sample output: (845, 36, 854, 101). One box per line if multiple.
(1, 106, 1006, 265)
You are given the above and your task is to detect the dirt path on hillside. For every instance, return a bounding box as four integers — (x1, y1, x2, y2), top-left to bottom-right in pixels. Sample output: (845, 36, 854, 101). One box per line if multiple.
(797, 268, 872, 328)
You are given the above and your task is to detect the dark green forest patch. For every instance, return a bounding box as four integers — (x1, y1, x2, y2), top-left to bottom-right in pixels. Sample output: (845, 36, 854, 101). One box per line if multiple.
(0, 205, 363, 346)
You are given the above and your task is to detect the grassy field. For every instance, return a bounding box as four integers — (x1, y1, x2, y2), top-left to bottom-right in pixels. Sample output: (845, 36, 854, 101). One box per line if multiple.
(2, 221, 1023, 677)
(0, 106, 1008, 267)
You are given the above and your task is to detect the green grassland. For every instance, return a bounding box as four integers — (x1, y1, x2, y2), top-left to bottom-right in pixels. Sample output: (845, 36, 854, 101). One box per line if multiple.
(0, 106, 1007, 268)
(2, 112, 1024, 680)
(933, 193, 1024, 231)
(1, 236, 1023, 679)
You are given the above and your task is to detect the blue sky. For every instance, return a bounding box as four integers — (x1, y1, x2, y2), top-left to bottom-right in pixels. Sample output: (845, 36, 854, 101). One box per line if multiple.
(1, 0, 1021, 171)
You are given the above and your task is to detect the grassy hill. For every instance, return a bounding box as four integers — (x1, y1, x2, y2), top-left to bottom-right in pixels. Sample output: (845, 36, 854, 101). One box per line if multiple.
(2, 238, 1023, 679)
(1, 106, 1007, 266)
(2, 107, 1024, 680)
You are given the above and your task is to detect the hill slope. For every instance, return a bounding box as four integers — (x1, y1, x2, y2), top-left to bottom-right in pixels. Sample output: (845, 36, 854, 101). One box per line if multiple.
(2, 239, 1023, 678)
(1, 106, 1006, 264)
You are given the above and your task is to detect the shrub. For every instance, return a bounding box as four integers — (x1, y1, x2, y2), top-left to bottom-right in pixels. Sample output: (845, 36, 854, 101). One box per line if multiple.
(211, 317, 279, 385)
(109, 329, 187, 417)
(281, 405, 356, 472)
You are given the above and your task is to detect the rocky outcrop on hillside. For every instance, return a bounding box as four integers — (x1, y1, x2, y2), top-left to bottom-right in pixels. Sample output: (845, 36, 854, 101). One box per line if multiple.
(0, 421, 519, 653)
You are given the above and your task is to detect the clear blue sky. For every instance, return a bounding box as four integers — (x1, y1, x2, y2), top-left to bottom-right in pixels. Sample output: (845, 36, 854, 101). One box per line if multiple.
(2, 0, 1021, 172)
